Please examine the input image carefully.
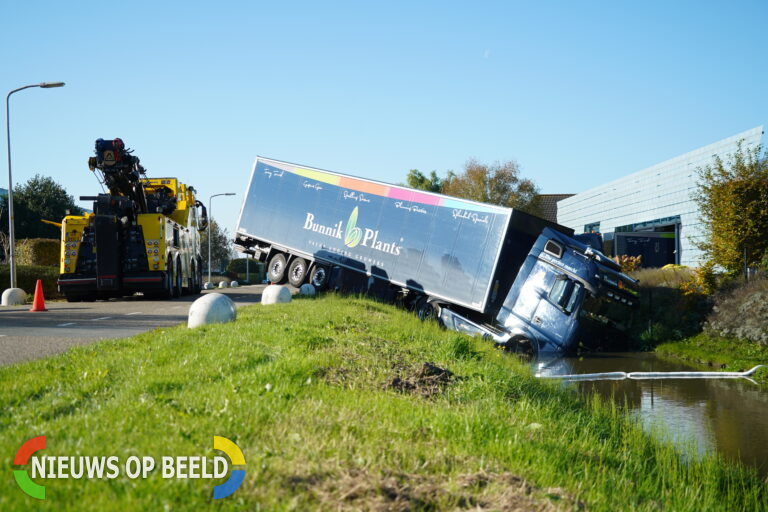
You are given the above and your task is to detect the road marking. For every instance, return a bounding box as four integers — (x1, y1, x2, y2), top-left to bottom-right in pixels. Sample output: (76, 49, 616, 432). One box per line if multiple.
(125, 312, 142, 316)
(58, 323, 76, 327)
(92, 317, 112, 321)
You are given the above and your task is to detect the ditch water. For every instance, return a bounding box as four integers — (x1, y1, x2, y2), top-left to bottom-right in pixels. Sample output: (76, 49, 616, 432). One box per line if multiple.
(534, 352, 768, 477)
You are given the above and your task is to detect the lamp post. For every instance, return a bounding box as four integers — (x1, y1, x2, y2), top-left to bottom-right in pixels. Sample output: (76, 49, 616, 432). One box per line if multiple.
(207, 192, 235, 287)
(4, 82, 64, 302)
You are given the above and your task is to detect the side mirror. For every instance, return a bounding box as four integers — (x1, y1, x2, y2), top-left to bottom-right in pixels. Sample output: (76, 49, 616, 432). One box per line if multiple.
(196, 200, 209, 231)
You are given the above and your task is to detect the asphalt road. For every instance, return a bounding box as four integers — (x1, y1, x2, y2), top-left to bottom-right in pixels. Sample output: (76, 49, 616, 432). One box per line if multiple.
(0, 284, 267, 366)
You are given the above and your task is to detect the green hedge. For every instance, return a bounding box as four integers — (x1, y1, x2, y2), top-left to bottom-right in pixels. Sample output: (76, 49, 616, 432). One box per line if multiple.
(15, 238, 60, 266)
(0, 264, 62, 299)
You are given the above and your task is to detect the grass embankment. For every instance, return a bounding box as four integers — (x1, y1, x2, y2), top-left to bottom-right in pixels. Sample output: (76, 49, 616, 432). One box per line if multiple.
(657, 334, 768, 386)
(1, 295, 765, 511)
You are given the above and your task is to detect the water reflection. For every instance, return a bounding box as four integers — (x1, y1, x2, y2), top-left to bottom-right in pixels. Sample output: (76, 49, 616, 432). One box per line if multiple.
(535, 353, 768, 476)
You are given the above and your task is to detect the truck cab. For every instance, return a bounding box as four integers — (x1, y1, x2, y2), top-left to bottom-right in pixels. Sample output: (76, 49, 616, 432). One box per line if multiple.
(439, 228, 638, 354)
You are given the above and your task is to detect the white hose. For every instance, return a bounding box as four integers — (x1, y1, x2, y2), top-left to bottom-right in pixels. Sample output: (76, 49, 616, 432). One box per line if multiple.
(536, 365, 766, 382)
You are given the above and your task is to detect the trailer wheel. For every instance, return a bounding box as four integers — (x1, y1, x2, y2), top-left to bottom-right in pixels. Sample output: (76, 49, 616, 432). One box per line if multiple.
(267, 253, 288, 284)
(287, 258, 308, 287)
(309, 264, 330, 290)
(414, 296, 439, 322)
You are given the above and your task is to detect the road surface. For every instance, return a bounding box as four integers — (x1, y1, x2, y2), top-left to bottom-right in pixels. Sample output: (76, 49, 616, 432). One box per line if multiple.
(0, 285, 266, 366)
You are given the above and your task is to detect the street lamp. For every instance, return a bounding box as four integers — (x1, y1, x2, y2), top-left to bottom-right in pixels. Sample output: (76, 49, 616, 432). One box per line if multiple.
(206, 192, 236, 288)
(3, 82, 65, 304)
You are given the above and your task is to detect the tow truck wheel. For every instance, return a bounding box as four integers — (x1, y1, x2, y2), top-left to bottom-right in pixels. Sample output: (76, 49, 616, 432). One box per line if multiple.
(161, 259, 174, 299)
(192, 261, 202, 294)
(267, 253, 288, 284)
(173, 259, 182, 298)
(287, 257, 308, 287)
(309, 265, 329, 290)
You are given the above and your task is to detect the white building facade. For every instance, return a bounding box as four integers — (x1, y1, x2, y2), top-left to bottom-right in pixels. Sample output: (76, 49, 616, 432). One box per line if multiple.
(558, 126, 765, 267)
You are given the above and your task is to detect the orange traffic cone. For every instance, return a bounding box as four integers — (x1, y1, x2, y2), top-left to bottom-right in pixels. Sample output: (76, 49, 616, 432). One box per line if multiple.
(30, 280, 48, 312)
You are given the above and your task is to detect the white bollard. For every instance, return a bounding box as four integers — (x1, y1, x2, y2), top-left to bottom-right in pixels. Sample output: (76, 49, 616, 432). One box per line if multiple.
(218, 281, 229, 289)
(298, 284, 316, 296)
(1, 288, 27, 306)
(261, 284, 292, 305)
(230, 281, 239, 288)
(188, 293, 236, 328)
(203, 282, 214, 290)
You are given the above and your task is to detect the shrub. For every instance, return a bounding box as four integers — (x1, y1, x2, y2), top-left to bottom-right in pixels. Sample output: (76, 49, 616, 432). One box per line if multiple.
(614, 254, 642, 272)
(705, 278, 768, 346)
(629, 265, 695, 288)
(15, 238, 60, 266)
(0, 264, 62, 299)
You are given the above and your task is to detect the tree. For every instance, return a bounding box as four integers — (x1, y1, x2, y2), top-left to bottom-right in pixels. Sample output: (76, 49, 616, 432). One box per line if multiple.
(200, 219, 235, 273)
(0, 174, 83, 240)
(694, 143, 768, 274)
(441, 159, 542, 215)
(405, 169, 443, 192)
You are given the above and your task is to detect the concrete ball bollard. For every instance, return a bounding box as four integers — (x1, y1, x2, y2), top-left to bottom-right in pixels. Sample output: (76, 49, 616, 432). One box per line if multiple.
(1, 288, 27, 306)
(299, 284, 316, 296)
(203, 282, 214, 290)
(218, 281, 229, 289)
(230, 281, 239, 288)
(188, 293, 236, 328)
(261, 284, 292, 305)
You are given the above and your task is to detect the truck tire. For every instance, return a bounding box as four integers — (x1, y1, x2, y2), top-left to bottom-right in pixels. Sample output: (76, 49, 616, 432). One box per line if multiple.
(161, 258, 174, 299)
(267, 253, 288, 284)
(287, 257, 308, 287)
(173, 259, 182, 298)
(414, 296, 438, 322)
(309, 264, 329, 290)
(192, 261, 202, 294)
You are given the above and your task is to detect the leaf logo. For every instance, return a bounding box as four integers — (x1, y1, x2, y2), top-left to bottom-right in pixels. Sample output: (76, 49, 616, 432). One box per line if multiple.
(344, 207, 363, 248)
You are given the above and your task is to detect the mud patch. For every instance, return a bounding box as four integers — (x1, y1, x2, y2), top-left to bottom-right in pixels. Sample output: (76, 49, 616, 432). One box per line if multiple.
(385, 362, 456, 398)
(284, 469, 581, 511)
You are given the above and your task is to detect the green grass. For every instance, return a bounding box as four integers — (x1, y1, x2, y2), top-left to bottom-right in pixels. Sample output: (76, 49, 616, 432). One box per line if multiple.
(1, 295, 765, 511)
(657, 333, 768, 386)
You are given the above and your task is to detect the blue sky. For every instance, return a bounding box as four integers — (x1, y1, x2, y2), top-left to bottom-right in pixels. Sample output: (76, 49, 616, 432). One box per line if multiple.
(2, 1, 766, 235)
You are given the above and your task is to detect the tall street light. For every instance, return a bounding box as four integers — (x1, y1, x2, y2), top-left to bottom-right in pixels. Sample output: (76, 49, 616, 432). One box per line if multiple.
(5, 82, 65, 296)
(207, 192, 236, 287)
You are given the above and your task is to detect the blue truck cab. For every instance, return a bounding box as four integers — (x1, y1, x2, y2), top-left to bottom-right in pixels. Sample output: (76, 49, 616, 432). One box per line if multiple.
(439, 228, 638, 354)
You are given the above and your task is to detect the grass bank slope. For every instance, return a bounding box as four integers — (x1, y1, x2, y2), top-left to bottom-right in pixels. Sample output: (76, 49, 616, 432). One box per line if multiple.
(657, 333, 768, 386)
(1, 295, 765, 511)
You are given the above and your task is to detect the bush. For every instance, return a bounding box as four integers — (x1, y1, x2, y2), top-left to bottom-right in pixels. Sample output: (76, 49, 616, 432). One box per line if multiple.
(622, 265, 712, 349)
(15, 238, 60, 266)
(705, 278, 768, 346)
(614, 254, 642, 272)
(0, 264, 62, 299)
(629, 265, 695, 288)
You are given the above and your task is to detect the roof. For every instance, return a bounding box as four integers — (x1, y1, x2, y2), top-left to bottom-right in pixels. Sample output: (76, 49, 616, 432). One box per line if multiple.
(537, 194, 574, 223)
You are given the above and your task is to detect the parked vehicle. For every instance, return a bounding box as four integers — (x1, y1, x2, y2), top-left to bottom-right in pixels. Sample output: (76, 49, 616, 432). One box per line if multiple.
(58, 139, 208, 301)
(234, 157, 638, 354)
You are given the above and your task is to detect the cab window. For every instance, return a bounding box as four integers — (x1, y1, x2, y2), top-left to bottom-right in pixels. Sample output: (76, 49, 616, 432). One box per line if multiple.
(549, 275, 582, 314)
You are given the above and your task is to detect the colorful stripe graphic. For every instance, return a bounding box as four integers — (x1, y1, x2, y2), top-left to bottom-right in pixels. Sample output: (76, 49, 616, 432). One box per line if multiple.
(266, 160, 503, 214)
(213, 436, 245, 500)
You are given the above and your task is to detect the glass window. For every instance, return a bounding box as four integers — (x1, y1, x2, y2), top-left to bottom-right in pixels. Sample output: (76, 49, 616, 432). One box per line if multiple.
(549, 276, 581, 314)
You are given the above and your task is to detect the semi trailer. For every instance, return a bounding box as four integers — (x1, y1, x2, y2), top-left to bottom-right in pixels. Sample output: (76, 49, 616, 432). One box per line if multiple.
(58, 138, 208, 301)
(234, 157, 638, 354)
